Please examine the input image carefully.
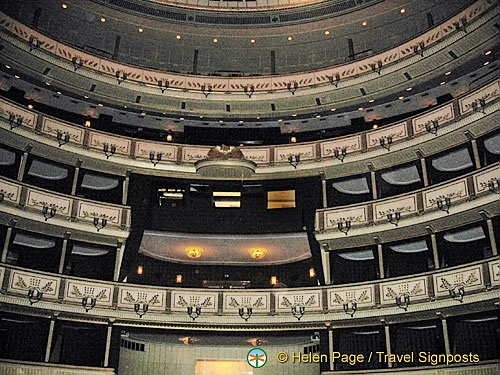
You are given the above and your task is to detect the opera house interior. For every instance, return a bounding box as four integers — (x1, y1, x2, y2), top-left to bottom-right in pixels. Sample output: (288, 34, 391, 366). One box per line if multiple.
(0, 0, 498, 374)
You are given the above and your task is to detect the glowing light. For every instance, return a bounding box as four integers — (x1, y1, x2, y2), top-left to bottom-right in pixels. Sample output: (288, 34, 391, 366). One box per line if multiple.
(309, 268, 316, 278)
(440, 81, 446, 85)
(485, 50, 491, 55)
(166, 134, 173, 142)
(100, 17, 106, 23)
(369, 99, 375, 103)
(213, 38, 218, 43)
(406, 87, 413, 91)
(27, 104, 34, 109)
(445, 71, 452, 75)
(176, 274, 182, 283)
(373, 124, 379, 129)
(176, 35, 181, 39)
(249, 248, 268, 259)
(287, 36, 293, 41)
(84, 120, 91, 127)
(137, 266, 143, 275)
(14, 75, 20, 79)
(290, 136, 297, 143)
(362, 21, 367, 26)
(185, 247, 204, 258)
(399, 96, 405, 100)
(358, 107, 364, 111)
(98, 103, 103, 107)
(400, 8, 406, 13)
(138, 28, 144, 33)
(330, 108, 336, 111)
(271, 276, 278, 285)
(62, 4, 68, 9)
(483, 61, 490, 66)
(324, 30, 330, 35)
(250, 39, 256, 43)
(5, 65, 10, 69)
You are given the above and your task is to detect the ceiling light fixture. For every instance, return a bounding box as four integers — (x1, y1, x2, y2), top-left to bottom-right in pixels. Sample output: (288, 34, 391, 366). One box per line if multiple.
(400, 8, 406, 13)
(185, 247, 204, 258)
(373, 124, 379, 129)
(399, 96, 405, 100)
(440, 81, 446, 85)
(5, 65, 10, 69)
(406, 87, 412, 91)
(324, 30, 330, 35)
(362, 21, 367, 26)
(290, 136, 297, 143)
(176, 35, 181, 39)
(483, 61, 490, 66)
(485, 50, 491, 55)
(138, 28, 144, 33)
(100, 17, 106, 23)
(249, 248, 267, 259)
(27, 104, 34, 109)
(287, 36, 293, 41)
(213, 38, 218, 43)
(445, 71, 452, 75)
(369, 99, 375, 103)
(250, 39, 256, 43)
(62, 3, 68, 9)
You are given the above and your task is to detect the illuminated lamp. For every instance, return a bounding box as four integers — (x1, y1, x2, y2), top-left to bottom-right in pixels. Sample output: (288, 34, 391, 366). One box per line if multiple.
(271, 276, 278, 285)
(309, 268, 316, 278)
(249, 248, 267, 259)
(186, 246, 204, 258)
(176, 274, 182, 283)
(137, 266, 143, 275)
(84, 120, 91, 127)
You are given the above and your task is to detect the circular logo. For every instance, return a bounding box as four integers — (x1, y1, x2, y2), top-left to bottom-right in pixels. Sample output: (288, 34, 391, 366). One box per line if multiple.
(247, 348, 267, 368)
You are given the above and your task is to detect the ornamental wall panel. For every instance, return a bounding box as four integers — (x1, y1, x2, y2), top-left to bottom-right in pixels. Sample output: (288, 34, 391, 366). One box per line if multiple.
(373, 195, 418, 222)
(433, 264, 484, 297)
(412, 104, 455, 135)
(380, 276, 428, 305)
(274, 143, 316, 163)
(25, 189, 72, 217)
(0, 98, 37, 129)
(117, 286, 166, 311)
(41, 118, 84, 145)
(135, 141, 178, 162)
(171, 291, 218, 313)
(275, 290, 322, 312)
(88, 132, 131, 156)
(459, 80, 499, 114)
(77, 201, 124, 226)
(0, 178, 21, 204)
(223, 293, 270, 313)
(320, 135, 362, 158)
(64, 280, 114, 307)
(181, 146, 211, 163)
(8, 269, 60, 300)
(323, 206, 368, 230)
(489, 260, 500, 286)
(473, 165, 500, 194)
(366, 122, 407, 149)
(240, 148, 270, 164)
(328, 285, 375, 310)
(423, 179, 468, 210)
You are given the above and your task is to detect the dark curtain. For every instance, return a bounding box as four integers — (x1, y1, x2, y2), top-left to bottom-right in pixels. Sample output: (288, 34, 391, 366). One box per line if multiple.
(55, 322, 107, 366)
(333, 327, 386, 370)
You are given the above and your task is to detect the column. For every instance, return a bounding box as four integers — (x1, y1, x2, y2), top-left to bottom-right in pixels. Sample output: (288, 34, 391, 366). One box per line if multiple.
(486, 218, 498, 256)
(439, 313, 451, 356)
(383, 320, 392, 368)
(1, 221, 16, 263)
(321, 173, 328, 208)
(321, 246, 331, 285)
(328, 328, 334, 371)
(113, 240, 126, 282)
(430, 233, 440, 269)
(122, 171, 130, 206)
(70, 161, 82, 196)
(16, 148, 31, 181)
(470, 139, 481, 170)
(370, 169, 377, 200)
(103, 319, 114, 367)
(420, 157, 429, 187)
(58, 232, 71, 274)
(377, 242, 385, 279)
(45, 314, 58, 362)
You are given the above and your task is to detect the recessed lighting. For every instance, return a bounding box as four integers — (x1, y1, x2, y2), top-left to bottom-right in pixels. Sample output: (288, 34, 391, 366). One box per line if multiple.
(239, 120, 244, 123)
(124, 105, 127, 108)
(400, 8, 406, 13)
(373, 124, 379, 129)
(485, 50, 491, 55)
(292, 114, 297, 117)
(278, 119, 283, 122)
(330, 108, 336, 111)
(316, 115, 321, 118)
(180, 117, 184, 120)
(256, 116, 260, 119)
(250, 39, 256, 43)
(440, 81, 446, 85)
(399, 96, 405, 99)
(176, 35, 181, 39)
(287, 36, 293, 41)
(368, 99, 375, 103)
(14, 75, 20, 79)
(141, 112, 146, 115)
(56, 91, 62, 95)
(138, 28, 144, 33)
(98, 103, 103, 106)
(445, 71, 452, 75)
(406, 87, 413, 91)
(62, 3, 68, 9)
(213, 38, 218, 43)
(5, 65, 11, 69)
(83, 95, 89, 99)
(45, 82, 51, 86)
(362, 21, 367, 26)
(324, 30, 330, 35)
(85, 120, 91, 127)
(219, 120, 224, 123)
(137, 266, 143, 275)
(199, 115, 203, 118)
(483, 61, 490, 66)
(290, 136, 297, 143)
(27, 104, 34, 109)
(166, 134, 173, 142)
(358, 107, 364, 110)
(100, 17, 106, 23)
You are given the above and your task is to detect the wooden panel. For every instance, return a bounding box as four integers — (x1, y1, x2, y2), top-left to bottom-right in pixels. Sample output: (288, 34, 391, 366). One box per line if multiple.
(41, 118, 84, 145)
(459, 80, 499, 114)
(373, 195, 418, 222)
(117, 286, 166, 311)
(0, 178, 21, 204)
(77, 201, 123, 226)
(433, 264, 483, 297)
(412, 104, 455, 135)
(380, 276, 428, 305)
(275, 290, 322, 312)
(223, 293, 270, 312)
(64, 280, 114, 307)
(171, 291, 218, 313)
(366, 122, 407, 149)
(328, 285, 375, 309)
(25, 189, 72, 216)
(8, 269, 60, 300)
(274, 143, 316, 163)
(323, 206, 368, 229)
(423, 179, 468, 210)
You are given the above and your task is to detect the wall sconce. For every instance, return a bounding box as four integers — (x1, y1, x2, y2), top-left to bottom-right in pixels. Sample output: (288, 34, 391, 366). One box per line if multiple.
(93, 218, 107, 231)
(239, 306, 253, 321)
(56, 130, 70, 147)
(453, 16, 467, 33)
(149, 151, 162, 167)
(425, 120, 439, 135)
(103, 143, 116, 159)
(291, 305, 305, 320)
(413, 41, 425, 57)
(28, 287, 43, 305)
(370, 60, 383, 75)
(328, 73, 340, 87)
(201, 84, 212, 97)
(28, 35, 41, 51)
(287, 81, 299, 95)
(8, 114, 23, 130)
(42, 205, 56, 221)
(471, 98, 486, 114)
(134, 302, 149, 317)
(449, 285, 465, 302)
(288, 154, 301, 168)
(334, 147, 347, 162)
(436, 197, 451, 214)
(387, 212, 401, 226)
(115, 70, 128, 84)
(71, 56, 83, 71)
(270, 276, 278, 286)
(379, 136, 393, 151)
(82, 296, 96, 312)
(488, 179, 500, 194)
(337, 220, 351, 235)
(395, 294, 410, 311)
(187, 306, 202, 321)
(343, 301, 357, 317)
(158, 79, 169, 93)
(244, 85, 255, 98)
